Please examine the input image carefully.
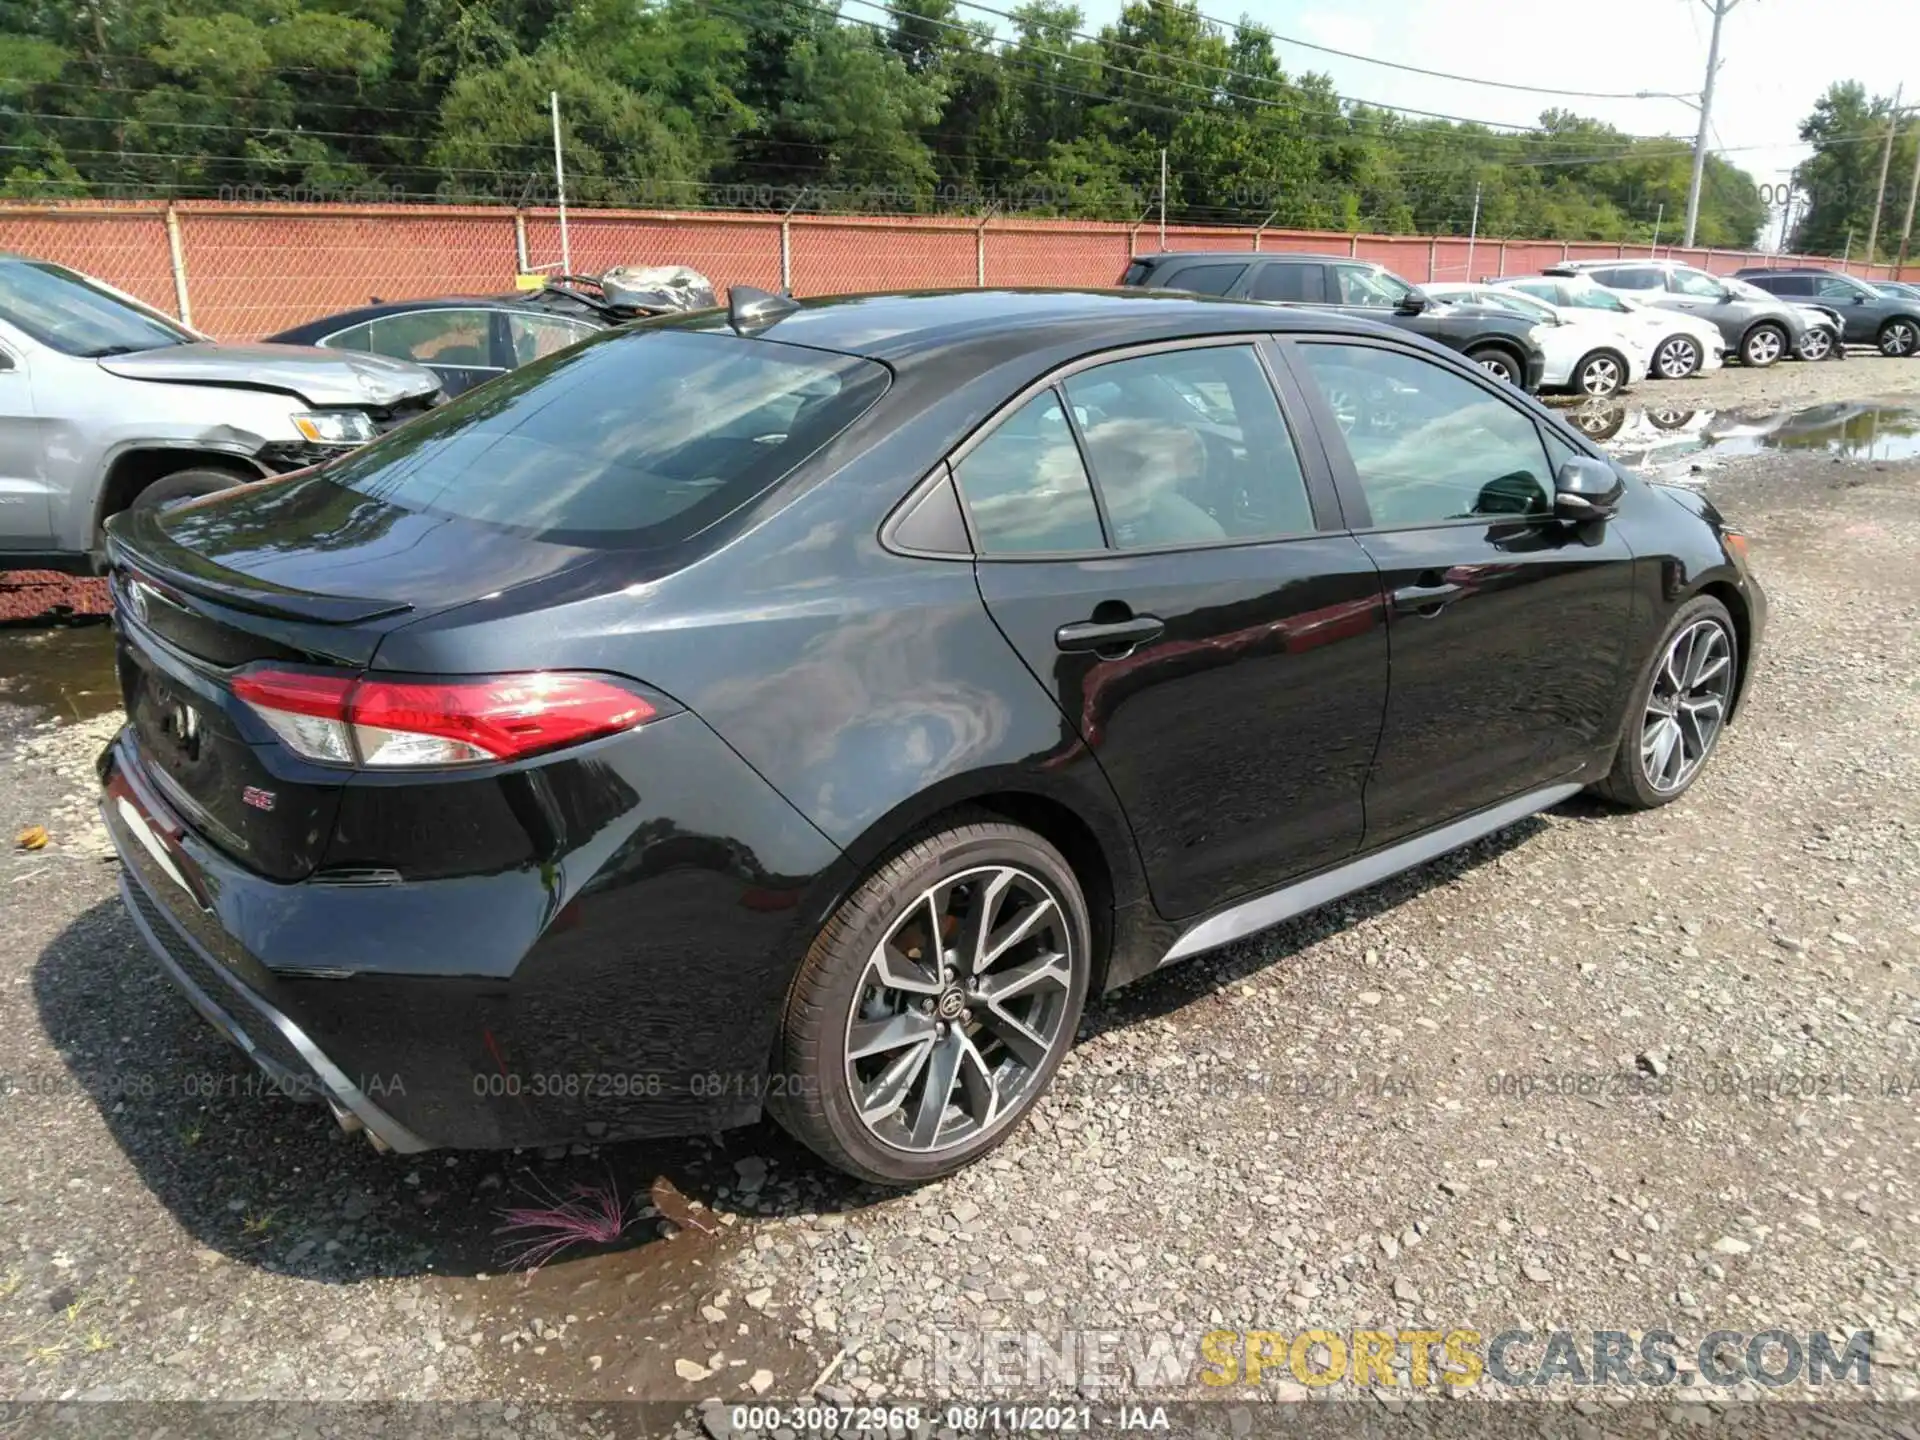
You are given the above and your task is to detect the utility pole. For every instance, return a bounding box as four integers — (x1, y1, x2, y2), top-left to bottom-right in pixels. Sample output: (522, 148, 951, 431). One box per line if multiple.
(1865, 86, 1903, 263)
(1158, 149, 1168, 251)
(1650, 202, 1664, 255)
(550, 90, 571, 275)
(1464, 181, 1482, 281)
(1683, 0, 1742, 250)
(1899, 113, 1920, 274)
(1778, 179, 1796, 254)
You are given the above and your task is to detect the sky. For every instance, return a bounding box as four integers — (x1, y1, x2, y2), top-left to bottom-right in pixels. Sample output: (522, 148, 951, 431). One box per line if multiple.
(1069, 0, 1914, 241)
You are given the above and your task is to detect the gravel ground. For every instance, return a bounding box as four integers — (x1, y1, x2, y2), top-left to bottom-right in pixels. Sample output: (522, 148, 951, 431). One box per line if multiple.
(1, 357, 1917, 1424)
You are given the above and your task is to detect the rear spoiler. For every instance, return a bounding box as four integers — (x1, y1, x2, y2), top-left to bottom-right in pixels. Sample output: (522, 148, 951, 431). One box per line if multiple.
(104, 513, 412, 626)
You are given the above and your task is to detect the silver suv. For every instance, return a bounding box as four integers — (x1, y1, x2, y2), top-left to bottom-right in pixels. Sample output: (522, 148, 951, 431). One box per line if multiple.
(0, 255, 442, 572)
(1545, 260, 1811, 368)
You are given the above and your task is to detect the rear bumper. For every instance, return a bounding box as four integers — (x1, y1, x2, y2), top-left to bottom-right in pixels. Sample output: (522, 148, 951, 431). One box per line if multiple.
(99, 709, 843, 1150)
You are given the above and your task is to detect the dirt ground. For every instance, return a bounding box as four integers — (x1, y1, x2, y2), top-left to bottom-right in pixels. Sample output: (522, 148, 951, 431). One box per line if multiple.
(1, 354, 1917, 1428)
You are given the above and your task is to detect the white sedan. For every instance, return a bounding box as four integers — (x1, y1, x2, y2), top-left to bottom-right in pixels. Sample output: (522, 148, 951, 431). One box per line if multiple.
(1493, 275, 1727, 381)
(1423, 282, 1648, 397)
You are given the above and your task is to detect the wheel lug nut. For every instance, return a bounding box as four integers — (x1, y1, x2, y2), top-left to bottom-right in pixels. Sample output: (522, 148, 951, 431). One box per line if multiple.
(921, 999, 935, 1014)
(943, 967, 956, 982)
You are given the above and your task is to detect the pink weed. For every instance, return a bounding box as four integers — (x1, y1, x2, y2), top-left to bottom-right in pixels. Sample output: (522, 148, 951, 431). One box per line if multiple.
(493, 1176, 628, 1271)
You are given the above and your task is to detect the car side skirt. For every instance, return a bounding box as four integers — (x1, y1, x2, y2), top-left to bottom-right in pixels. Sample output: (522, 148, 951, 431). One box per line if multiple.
(1156, 781, 1584, 966)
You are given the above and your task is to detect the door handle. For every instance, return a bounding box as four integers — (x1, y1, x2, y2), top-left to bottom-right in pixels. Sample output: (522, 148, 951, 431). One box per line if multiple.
(1391, 581, 1464, 616)
(1055, 614, 1165, 654)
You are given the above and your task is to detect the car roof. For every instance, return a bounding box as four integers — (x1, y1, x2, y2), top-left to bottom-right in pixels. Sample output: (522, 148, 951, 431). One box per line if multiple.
(264, 291, 602, 342)
(1133, 251, 1357, 266)
(667, 287, 1404, 364)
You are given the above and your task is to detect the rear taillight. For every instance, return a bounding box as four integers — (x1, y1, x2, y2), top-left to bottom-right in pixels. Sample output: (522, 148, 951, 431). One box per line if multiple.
(231, 670, 655, 768)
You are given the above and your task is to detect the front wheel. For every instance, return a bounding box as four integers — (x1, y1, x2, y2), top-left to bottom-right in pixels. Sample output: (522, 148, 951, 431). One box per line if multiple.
(131, 466, 252, 512)
(1652, 334, 1703, 380)
(1739, 324, 1787, 368)
(1467, 346, 1522, 386)
(1592, 596, 1739, 810)
(1879, 318, 1918, 357)
(1796, 327, 1834, 362)
(1573, 350, 1628, 398)
(769, 819, 1091, 1184)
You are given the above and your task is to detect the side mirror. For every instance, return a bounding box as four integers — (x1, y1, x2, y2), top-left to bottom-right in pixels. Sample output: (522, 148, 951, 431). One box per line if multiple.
(1854, 293, 1870, 304)
(1396, 293, 1428, 316)
(1554, 456, 1624, 522)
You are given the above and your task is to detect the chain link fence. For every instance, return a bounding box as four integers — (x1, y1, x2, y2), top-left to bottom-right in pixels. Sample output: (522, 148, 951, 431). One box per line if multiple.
(3, 201, 1915, 341)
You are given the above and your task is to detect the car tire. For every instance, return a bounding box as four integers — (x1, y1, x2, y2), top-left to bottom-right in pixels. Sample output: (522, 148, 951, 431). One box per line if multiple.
(1878, 318, 1919, 357)
(132, 467, 253, 512)
(1796, 327, 1834, 362)
(1572, 350, 1628, 398)
(1651, 334, 1702, 380)
(769, 818, 1091, 1185)
(1465, 345, 1522, 386)
(1591, 595, 1739, 810)
(1738, 323, 1787, 368)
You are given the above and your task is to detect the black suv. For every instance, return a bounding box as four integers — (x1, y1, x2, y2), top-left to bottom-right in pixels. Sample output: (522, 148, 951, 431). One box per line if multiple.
(1734, 267, 1920, 357)
(1120, 251, 1547, 391)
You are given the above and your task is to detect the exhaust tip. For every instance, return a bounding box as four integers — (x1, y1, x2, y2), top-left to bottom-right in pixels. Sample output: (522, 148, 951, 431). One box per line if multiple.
(327, 1096, 365, 1136)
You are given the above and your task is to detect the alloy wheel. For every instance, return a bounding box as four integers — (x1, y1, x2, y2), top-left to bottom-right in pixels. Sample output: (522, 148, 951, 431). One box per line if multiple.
(1641, 619, 1734, 794)
(1654, 336, 1700, 380)
(1475, 353, 1518, 385)
(1578, 355, 1623, 397)
(1882, 320, 1918, 357)
(1743, 328, 1784, 367)
(844, 865, 1075, 1155)
(1798, 328, 1834, 362)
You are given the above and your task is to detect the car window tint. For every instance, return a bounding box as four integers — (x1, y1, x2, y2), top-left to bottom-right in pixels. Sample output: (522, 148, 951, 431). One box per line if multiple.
(1672, 268, 1727, 298)
(1159, 263, 1247, 296)
(322, 328, 889, 547)
(1250, 263, 1322, 302)
(323, 321, 372, 351)
(509, 313, 599, 365)
(1298, 344, 1554, 527)
(1814, 275, 1860, 299)
(953, 390, 1105, 554)
(1333, 266, 1411, 307)
(1063, 346, 1312, 549)
(1596, 267, 1662, 290)
(365, 309, 498, 368)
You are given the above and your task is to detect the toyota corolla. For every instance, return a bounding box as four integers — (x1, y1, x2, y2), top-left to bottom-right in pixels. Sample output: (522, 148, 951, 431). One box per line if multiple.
(98, 289, 1764, 1184)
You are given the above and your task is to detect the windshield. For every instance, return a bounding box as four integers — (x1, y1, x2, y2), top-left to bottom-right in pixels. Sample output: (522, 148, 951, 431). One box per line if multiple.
(0, 259, 195, 357)
(1563, 286, 1633, 314)
(317, 327, 890, 548)
(1874, 282, 1920, 300)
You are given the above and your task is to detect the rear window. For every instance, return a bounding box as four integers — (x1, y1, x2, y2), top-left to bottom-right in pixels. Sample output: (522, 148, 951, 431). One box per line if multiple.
(1121, 261, 1151, 286)
(316, 328, 889, 547)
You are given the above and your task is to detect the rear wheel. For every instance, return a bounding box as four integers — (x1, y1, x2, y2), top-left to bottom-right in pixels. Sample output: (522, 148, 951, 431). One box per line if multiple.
(1592, 595, 1738, 809)
(131, 466, 251, 512)
(1466, 345, 1522, 386)
(769, 819, 1091, 1184)
(1652, 334, 1703, 380)
(1572, 350, 1628, 398)
(1879, 318, 1918, 357)
(1739, 323, 1787, 368)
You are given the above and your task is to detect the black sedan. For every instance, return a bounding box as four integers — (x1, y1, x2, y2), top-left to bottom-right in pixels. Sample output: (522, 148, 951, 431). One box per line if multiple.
(1120, 251, 1548, 390)
(264, 287, 613, 396)
(98, 289, 1763, 1184)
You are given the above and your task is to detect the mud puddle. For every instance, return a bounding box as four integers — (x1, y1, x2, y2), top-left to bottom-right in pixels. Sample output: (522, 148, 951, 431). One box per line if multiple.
(1554, 396, 1920, 476)
(0, 622, 119, 720)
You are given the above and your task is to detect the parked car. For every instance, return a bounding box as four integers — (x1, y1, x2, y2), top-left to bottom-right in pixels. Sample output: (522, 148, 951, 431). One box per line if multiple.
(1421, 282, 1647, 397)
(1870, 280, 1920, 303)
(1545, 259, 1812, 368)
(1723, 277, 1843, 362)
(0, 254, 443, 574)
(1733, 267, 1920, 357)
(1496, 274, 1727, 380)
(266, 269, 719, 397)
(99, 288, 1764, 1184)
(1120, 251, 1547, 389)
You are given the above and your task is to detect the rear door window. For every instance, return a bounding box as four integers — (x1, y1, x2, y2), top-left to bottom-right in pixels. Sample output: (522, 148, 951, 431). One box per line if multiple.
(1158, 263, 1248, 296)
(1593, 267, 1663, 291)
(1250, 263, 1325, 303)
(508, 312, 600, 365)
(321, 328, 890, 547)
(953, 390, 1106, 554)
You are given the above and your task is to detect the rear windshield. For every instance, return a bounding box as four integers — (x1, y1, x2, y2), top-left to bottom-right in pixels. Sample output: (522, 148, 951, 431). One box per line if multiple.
(317, 327, 889, 547)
